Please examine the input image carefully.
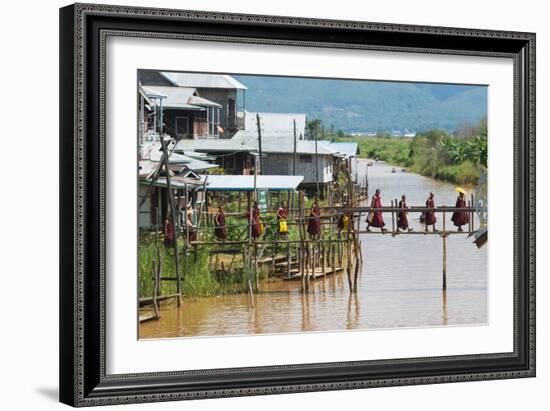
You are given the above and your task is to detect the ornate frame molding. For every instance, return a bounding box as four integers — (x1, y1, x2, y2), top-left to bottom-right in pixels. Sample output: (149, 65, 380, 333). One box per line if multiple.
(60, 3, 535, 407)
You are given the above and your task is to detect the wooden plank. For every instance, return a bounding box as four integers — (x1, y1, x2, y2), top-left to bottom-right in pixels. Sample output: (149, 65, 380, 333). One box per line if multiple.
(139, 313, 156, 323)
(283, 267, 344, 281)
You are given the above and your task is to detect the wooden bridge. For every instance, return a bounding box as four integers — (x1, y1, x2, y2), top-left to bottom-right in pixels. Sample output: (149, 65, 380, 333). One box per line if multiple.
(140, 202, 485, 322)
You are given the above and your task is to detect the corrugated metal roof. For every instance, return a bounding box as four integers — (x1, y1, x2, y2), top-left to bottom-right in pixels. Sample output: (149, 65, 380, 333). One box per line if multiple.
(175, 139, 255, 153)
(142, 143, 218, 171)
(142, 86, 221, 109)
(188, 95, 223, 107)
(231, 131, 335, 156)
(174, 135, 335, 156)
(205, 175, 304, 191)
(318, 141, 359, 158)
(183, 161, 219, 171)
(142, 176, 205, 189)
(161, 72, 247, 90)
(138, 160, 159, 179)
(264, 140, 335, 155)
(145, 145, 191, 163)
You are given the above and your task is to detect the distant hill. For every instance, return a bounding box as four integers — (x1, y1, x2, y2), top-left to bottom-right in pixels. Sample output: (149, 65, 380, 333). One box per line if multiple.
(233, 75, 487, 133)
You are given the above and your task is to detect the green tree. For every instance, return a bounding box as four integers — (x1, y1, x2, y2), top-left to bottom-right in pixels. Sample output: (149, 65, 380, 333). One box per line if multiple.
(306, 118, 323, 140)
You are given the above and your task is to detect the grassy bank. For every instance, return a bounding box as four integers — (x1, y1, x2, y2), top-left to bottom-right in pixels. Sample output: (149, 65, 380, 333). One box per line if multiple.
(138, 240, 251, 298)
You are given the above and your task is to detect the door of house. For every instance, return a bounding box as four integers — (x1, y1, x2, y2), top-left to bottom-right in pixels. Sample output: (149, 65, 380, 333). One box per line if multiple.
(175, 116, 189, 139)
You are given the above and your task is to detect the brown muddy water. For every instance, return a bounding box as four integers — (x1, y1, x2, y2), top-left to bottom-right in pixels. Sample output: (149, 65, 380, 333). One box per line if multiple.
(140, 159, 487, 339)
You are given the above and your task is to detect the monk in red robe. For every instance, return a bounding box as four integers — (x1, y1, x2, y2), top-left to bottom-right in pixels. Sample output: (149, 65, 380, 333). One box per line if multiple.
(277, 201, 289, 237)
(366, 189, 387, 233)
(307, 198, 321, 239)
(214, 205, 227, 241)
(424, 192, 437, 232)
(246, 201, 262, 239)
(397, 194, 413, 232)
(451, 191, 470, 232)
(163, 215, 174, 247)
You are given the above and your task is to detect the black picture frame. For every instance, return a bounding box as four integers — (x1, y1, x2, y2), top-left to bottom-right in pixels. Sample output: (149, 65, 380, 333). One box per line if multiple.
(59, 3, 536, 407)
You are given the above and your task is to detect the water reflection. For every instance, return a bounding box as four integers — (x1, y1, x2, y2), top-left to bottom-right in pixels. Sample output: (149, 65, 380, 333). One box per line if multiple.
(140, 159, 487, 339)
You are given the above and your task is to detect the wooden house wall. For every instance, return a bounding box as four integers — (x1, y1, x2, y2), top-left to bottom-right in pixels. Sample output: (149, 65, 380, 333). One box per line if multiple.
(196, 88, 238, 135)
(217, 152, 254, 175)
(163, 109, 208, 139)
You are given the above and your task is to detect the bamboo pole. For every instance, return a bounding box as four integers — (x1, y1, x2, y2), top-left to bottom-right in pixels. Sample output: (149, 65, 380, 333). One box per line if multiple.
(286, 243, 291, 279)
(442, 210, 447, 291)
(471, 193, 475, 231)
(331, 242, 336, 274)
(353, 250, 360, 292)
(347, 240, 353, 291)
(256, 114, 263, 174)
(442, 235, 447, 291)
(157, 112, 181, 307)
(391, 200, 395, 234)
(322, 243, 327, 278)
(309, 242, 314, 292)
(151, 261, 159, 319)
(293, 119, 297, 176)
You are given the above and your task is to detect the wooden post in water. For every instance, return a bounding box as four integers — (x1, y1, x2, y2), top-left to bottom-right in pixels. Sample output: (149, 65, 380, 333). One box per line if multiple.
(152, 260, 159, 320)
(254, 243, 259, 291)
(442, 210, 447, 291)
(286, 243, 291, 279)
(158, 122, 181, 307)
(391, 200, 395, 234)
(442, 236, 447, 291)
(331, 242, 336, 274)
(353, 248, 360, 292)
(322, 243, 327, 278)
(303, 244, 308, 292)
(346, 239, 353, 291)
(471, 193, 475, 231)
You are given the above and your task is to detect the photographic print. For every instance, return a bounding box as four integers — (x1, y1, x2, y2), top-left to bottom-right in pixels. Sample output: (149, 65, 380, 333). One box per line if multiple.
(137, 70, 488, 339)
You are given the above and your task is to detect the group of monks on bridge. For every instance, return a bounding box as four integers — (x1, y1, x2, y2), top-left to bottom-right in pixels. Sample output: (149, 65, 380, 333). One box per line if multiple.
(163, 188, 472, 245)
(364, 188, 471, 234)
(209, 198, 324, 242)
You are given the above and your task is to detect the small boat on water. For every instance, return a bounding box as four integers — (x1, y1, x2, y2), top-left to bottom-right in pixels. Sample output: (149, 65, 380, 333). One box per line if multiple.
(367, 161, 373, 166)
(391, 167, 397, 173)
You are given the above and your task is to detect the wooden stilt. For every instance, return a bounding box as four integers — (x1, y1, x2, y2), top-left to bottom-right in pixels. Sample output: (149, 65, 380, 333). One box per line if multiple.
(442, 235, 447, 291)
(347, 240, 353, 292)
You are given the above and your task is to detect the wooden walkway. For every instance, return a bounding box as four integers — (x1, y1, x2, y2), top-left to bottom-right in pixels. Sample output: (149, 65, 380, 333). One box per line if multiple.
(283, 267, 344, 281)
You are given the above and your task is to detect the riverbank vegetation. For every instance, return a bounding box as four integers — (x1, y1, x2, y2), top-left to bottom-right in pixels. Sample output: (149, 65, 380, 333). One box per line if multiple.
(331, 118, 487, 185)
(138, 239, 252, 298)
